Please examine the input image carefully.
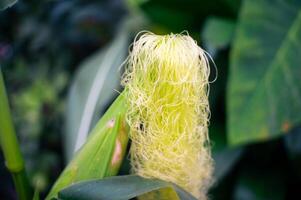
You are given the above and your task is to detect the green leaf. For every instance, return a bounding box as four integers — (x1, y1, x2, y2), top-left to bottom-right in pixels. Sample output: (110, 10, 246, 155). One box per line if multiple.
(227, 0, 301, 145)
(65, 22, 130, 161)
(58, 175, 197, 200)
(0, 0, 17, 10)
(202, 17, 236, 54)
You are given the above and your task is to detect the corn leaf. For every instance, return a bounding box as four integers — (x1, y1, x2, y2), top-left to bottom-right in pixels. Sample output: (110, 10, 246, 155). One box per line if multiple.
(0, 0, 17, 10)
(228, 0, 301, 145)
(57, 175, 197, 200)
(65, 22, 130, 161)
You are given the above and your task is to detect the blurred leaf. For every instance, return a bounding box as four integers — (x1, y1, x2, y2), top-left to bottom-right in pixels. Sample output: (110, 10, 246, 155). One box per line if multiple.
(284, 125, 301, 157)
(58, 175, 197, 200)
(0, 0, 17, 10)
(65, 22, 130, 160)
(213, 147, 243, 181)
(284, 125, 301, 178)
(234, 170, 285, 200)
(211, 125, 243, 181)
(202, 17, 235, 55)
(227, 0, 301, 145)
(33, 189, 40, 200)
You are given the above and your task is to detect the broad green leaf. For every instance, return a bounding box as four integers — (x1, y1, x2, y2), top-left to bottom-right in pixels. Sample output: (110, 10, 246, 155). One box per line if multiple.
(202, 17, 235, 54)
(57, 175, 197, 200)
(65, 22, 130, 161)
(227, 0, 301, 145)
(0, 0, 17, 10)
(46, 93, 129, 200)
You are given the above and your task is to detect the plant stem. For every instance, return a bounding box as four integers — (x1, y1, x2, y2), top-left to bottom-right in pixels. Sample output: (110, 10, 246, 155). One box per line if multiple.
(12, 170, 32, 200)
(0, 68, 32, 200)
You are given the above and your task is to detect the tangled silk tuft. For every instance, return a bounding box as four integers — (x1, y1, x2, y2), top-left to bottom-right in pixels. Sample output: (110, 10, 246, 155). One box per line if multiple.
(122, 32, 213, 199)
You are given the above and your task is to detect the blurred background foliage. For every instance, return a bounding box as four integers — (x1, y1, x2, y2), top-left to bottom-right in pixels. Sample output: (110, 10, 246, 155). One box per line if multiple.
(0, 0, 301, 199)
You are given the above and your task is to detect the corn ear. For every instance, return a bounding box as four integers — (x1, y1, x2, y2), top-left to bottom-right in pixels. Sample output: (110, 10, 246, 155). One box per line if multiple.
(46, 92, 128, 200)
(123, 32, 213, 200)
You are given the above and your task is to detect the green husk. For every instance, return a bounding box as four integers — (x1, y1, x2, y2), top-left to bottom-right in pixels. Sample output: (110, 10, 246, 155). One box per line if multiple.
(46, 92, 128, 200)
